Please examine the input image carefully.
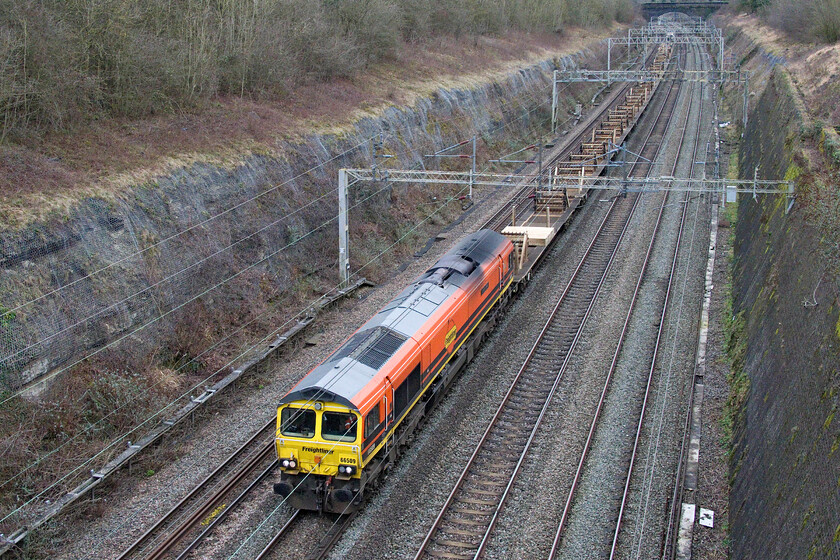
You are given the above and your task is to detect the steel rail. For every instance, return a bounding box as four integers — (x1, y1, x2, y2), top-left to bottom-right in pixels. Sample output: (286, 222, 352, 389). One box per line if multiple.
(305, 512, 358, 560)
(610, 53, 707, 560)
(175, 460, 279, 559)
(144, 444, 275, 560)
(610, 133, 693, 560)
(414, 57, 680, 560)
(253, 510, 302, 560)
(471, 199, 641, 559)
(414, 171, 640, 560)
(660, 48, 716, 560)
(548, 46, 694, 559)
(117, 419, 275, 560)
(627, 45, 712, 560)
(250, 510, 356, 560)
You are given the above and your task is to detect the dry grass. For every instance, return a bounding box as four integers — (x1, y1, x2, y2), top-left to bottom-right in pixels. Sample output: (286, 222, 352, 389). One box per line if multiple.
(0, 27, 617, 228)
(726, 14, 840, 278)
(732, 13, 793, 52)
(726, 14, 840, 124)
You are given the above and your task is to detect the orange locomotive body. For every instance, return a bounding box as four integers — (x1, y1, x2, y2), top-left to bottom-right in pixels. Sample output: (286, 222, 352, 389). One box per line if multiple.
(274, 230, 515, 513)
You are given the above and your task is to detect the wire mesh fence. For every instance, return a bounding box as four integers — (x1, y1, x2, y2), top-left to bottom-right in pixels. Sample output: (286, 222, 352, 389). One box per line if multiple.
(0, 56, 579, 397)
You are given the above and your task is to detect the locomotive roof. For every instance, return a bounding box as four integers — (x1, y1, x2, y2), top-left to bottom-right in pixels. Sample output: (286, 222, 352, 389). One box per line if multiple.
(278, 230, 507, 410)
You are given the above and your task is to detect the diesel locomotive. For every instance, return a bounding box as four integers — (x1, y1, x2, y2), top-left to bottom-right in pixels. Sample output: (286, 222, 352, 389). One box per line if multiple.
(273, 229, 515, 513)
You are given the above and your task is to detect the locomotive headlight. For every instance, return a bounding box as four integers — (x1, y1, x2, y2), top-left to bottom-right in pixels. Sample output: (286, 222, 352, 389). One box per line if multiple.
(289, 460, 297, 468)
(340, 465, 355, 475)
(282, 459, 290, 468)
(338, 465, 347, 474)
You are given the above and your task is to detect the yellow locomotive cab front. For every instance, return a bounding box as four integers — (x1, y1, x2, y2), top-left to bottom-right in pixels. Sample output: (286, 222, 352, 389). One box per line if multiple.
(275, 402, 361, 479)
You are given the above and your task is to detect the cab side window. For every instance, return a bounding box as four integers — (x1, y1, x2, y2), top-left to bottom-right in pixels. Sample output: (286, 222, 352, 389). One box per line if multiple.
(508, 252, 514, 272)
(365, 405, 381, 438)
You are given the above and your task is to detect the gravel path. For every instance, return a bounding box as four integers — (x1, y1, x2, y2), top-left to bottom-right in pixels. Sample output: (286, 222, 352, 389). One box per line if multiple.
(690, 156, 733, 560)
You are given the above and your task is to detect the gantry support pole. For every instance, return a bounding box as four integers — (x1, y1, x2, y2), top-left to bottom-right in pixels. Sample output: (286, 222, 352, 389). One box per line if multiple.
(627, 28, 632, 63)
(787, 178, 796, 213)
(551, 69, 559, 134)
(470, 135, 476, 199)
(338, 169, 350, 287)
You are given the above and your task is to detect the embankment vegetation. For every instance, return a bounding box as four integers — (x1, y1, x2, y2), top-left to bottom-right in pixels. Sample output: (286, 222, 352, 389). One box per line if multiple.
(0, 0, 633, 143)
(737, 0, 840, 43)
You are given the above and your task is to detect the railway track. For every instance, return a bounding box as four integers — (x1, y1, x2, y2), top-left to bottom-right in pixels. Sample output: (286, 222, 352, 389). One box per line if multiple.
(640, 50, 714, 560)
(413, 48, 688, 560)
(611, 93, 700, 560)
(118, 420, 276, 560)
(253, 511, 357, 560)
(480, 49, 661, 234)
(549, 45, 708, 560)
(414, 193, 641, 560)
(253, 510, 301, 560)
(615, 70, 707, 560)
(116, 48, 667, 560)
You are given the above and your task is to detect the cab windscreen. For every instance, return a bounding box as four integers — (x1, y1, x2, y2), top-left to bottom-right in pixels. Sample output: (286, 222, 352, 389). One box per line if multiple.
(280, 407, 315, 438)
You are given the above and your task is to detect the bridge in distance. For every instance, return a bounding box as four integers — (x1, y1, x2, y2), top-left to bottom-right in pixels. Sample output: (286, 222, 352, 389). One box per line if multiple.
(641, 0, 728, 19)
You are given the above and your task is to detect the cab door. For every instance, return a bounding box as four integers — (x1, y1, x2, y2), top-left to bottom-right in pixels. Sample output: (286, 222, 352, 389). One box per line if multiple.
(384, 377, 395, 427)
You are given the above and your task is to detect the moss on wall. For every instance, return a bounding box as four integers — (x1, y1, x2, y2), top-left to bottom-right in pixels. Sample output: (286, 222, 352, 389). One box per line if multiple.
(729, 66, 840, 559)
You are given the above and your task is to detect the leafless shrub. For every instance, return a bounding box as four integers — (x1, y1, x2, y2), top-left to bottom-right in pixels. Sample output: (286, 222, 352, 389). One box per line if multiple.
(766, 0, 812, 40)
(812, 0, 840, 42)
(765, 0, 840, 43)
(0, 0, 634, 139)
